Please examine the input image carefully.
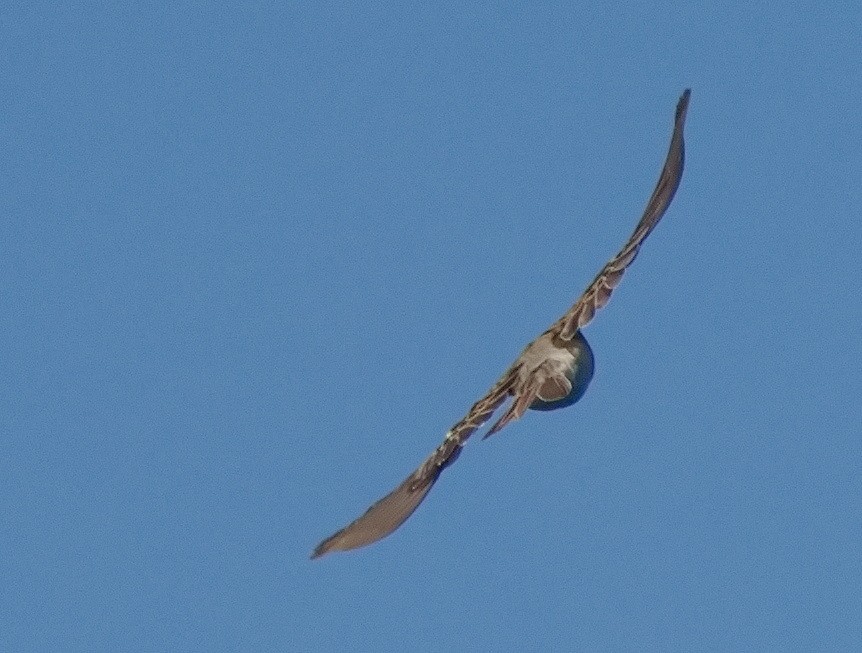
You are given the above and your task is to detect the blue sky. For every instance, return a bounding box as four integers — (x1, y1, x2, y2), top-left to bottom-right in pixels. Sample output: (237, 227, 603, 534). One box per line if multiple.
(3, 3, 860, 651)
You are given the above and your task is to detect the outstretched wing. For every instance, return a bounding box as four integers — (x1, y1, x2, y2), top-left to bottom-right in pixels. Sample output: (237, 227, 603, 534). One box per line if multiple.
(311, 366, 519, 558)
(311, 90, 691, 558)
(550, 88, 690, 341)
(479, 89, 690, 442)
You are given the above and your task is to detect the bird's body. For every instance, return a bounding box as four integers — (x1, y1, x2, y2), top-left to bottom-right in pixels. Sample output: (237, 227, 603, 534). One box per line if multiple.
(312, 90, 691, 559)
(523, 330, 594, 412)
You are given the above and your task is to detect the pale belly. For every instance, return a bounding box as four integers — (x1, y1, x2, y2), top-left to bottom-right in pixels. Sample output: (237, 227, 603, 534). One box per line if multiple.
(529, 332, 595, 412)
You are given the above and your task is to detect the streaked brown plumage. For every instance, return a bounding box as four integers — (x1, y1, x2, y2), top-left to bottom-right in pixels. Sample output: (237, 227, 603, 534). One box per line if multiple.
(312, 90, 691, 559)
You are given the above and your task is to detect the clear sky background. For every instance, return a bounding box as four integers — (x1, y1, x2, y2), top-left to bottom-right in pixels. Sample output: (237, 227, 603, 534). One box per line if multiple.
(3, 3, 860, 651)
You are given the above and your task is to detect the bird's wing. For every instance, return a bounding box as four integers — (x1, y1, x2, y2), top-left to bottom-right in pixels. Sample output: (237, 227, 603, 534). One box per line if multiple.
(311, 366, 519, 558)
(490, 363, 572, 440)
(482, 89, 690, 437)
(549, 88, 690, 342)
(311, 89, 691, 558)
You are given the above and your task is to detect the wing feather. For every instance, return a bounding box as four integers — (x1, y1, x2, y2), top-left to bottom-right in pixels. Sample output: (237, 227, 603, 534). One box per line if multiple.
(311, 367, 518, 558)
(551, 89, 690, 341)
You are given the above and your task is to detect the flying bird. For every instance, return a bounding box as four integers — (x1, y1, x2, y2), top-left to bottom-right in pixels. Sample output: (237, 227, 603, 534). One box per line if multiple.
(312, 89, 691, 559)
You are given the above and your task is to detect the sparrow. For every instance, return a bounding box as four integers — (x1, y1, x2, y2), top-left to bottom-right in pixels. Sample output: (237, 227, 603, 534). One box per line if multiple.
(312, 89, 691, 559)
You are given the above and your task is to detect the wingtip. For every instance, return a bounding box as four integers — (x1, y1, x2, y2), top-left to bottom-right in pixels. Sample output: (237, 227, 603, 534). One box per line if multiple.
(676, 89, 691, 123)
(309, 459, 445, 559)
(310, 535, 335, 560)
